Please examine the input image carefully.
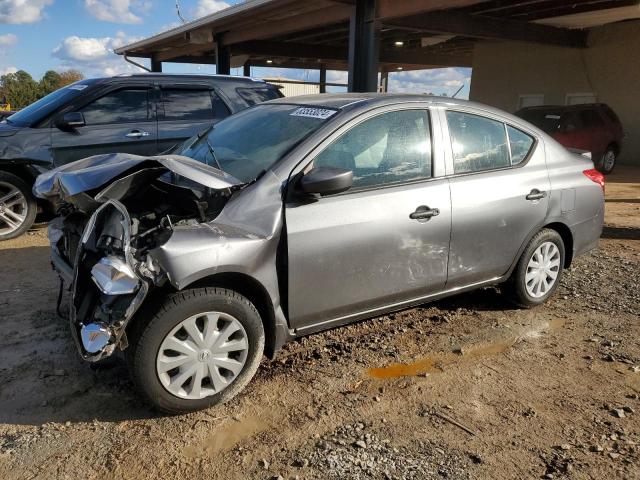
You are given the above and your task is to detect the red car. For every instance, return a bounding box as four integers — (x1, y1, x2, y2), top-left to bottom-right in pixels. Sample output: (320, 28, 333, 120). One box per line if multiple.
(516, 103, 624, 174)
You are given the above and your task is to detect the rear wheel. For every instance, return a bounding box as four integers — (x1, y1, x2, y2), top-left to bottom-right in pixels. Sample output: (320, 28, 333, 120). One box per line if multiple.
(598, 146, 617, 175)
(0, 172, 37, 241)
(508, 229, 565, 308)
(127, 287, 264, 414)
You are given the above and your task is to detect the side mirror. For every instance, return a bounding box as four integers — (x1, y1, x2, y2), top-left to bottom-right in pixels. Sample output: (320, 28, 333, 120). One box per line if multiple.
(55, 112, 85, 131)
(300, 167, 353, 196)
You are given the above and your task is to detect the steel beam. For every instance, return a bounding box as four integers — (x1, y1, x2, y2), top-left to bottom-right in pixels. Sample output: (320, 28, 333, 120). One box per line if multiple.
(348, 0, 379, 92)
(215, 34, 231, 74)
(150, 57, 162, 72)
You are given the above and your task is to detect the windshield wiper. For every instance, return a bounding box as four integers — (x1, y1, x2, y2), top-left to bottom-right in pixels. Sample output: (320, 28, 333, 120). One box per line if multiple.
(204, 137, 224, 172)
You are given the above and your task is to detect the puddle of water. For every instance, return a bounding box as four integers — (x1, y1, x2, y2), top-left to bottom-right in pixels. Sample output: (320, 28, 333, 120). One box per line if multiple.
(184, 415, 267, 458)
(368, 318, 565, 379)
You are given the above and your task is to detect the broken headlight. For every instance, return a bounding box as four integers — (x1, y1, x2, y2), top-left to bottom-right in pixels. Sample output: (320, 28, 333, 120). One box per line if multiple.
(90, 255, 139, 295)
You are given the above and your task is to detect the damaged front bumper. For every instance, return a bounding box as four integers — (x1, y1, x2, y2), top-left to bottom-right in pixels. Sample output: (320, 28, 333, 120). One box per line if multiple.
(60, 200, 152, 362)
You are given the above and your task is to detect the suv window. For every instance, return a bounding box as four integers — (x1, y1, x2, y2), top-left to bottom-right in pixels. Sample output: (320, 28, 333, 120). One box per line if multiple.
(446, 111, 510, 174)
(580, 109, 605, 128)
(507, 126, 534, 165)
(80, 88, 150, 125)
(314, 109, 432, 190)
(600, 105, 620, 124)
(161, 88, 229, 120)
(236, 87, 281, 106)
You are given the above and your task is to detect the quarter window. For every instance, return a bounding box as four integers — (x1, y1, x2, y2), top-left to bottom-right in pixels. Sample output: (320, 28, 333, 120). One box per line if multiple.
(314, 110, 432, 190)
(507, 125, 534, 165)
(161, 88, 229, 120)
(446, 111, 510, 174)
(80, 88, 150, 125)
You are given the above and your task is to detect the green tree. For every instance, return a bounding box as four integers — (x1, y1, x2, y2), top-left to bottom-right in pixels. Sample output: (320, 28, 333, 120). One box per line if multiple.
(0, 70, 40, 110)
(40, 70, 63, 96)
(0, 69, 86, 110)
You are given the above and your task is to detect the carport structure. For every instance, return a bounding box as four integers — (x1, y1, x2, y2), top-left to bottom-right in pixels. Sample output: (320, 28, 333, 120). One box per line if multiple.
(115, 0, 605, 89)
(116, 0, 640, 164)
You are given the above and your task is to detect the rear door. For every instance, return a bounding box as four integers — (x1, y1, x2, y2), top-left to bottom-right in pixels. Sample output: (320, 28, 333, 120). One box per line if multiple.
(51, 84, 157, 166)
(442, 108, 550, 287)
(285, 106, 451, 330)
(156, 84, 230, 154)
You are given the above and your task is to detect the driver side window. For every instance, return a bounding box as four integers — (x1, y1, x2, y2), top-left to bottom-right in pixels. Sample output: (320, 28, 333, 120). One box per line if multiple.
(314, 109, 432, 190)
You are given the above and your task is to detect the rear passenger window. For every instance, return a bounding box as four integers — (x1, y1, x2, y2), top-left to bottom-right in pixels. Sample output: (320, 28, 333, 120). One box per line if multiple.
(507, 126, 534, 165)
(446, 111, 510, 174)
(80, 88, 150, 125)
(236, 87, 281, 106)
(161, 88, 229, 120)
(314, 109, 432, 190)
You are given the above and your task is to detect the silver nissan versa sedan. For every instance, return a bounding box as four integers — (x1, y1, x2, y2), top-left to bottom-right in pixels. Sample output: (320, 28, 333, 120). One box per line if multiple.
(34, 94, 605, 413)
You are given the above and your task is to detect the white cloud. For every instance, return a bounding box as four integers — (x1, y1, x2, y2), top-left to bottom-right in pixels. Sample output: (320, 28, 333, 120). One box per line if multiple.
(194, 0, 230, 19)
(0, 33, 18, 47)
(84, 0, 151, 24)
(0, 66, 18, 75)
(388, 67, 471, 97)
(52, 31, 146, 76)
(0, 0, 53, 24)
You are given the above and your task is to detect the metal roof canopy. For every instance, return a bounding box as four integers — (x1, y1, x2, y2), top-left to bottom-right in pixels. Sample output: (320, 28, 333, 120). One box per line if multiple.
(114, 0, 639, 92)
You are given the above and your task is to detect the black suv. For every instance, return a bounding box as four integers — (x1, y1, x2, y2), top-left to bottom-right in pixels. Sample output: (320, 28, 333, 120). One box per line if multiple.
(0, 73, 282, 240)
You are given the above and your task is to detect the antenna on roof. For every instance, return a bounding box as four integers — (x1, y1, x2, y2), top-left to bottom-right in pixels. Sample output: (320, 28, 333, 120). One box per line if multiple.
(176, 0, 187, 23)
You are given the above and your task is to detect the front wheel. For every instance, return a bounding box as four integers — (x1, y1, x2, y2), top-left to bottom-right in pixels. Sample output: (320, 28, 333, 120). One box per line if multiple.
(0, 172, 37, 241)
(127, 288, 265, 414)
(508, 229, 565, 308)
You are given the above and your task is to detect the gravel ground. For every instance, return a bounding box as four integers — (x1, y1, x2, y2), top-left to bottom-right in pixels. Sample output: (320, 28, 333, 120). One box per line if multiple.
(0, 167, 638, 480)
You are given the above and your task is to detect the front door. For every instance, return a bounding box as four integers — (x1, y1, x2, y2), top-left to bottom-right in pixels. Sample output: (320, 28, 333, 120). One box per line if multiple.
(51, 87, 157, 166)
(443, 109, 550, 287)
(285, 108, 451, 330)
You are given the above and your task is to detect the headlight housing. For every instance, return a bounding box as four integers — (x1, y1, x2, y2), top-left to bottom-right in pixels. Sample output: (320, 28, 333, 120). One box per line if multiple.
(91, 255, 139, 295)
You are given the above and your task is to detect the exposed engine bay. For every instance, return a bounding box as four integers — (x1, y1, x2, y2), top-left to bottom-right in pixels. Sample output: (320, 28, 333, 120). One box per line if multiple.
(35, 153, 245, 361)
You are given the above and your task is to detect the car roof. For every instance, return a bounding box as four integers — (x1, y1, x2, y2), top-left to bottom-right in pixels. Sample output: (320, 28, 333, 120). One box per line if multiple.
(90, 73, 274, 86)
(267, 93, 525, 123)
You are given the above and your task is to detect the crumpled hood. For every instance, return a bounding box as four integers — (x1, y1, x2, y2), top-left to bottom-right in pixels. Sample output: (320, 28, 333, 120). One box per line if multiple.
(33, 152, 243, 201)
(0, 121, 20, 137)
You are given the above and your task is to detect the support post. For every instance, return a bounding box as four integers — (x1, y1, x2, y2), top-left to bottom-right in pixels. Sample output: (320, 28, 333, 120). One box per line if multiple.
(215, 34, 231, 75)
(319, 64, 327, 93)
(243, 62, 251, 77)
(379, 70, 388, 92)
(348, 0, 379, 92)
(151, 57, 162, 73)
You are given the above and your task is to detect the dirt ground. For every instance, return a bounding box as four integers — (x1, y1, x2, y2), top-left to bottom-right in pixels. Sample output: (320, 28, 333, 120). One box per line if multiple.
(0, 167, 638, 480)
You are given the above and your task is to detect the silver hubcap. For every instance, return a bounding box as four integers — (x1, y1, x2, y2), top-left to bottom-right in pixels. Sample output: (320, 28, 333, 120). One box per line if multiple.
(0, 181, 28, 236)
(525, 241, 561, 298)
(603, 150, 615, 171)
(156, 312, 249, 400)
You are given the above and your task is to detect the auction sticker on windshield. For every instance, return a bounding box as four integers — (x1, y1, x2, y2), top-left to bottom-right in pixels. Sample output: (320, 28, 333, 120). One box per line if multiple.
(290, 107, 337, 119)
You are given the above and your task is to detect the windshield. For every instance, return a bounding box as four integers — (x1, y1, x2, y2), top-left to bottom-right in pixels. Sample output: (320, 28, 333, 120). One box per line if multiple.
(6, 79, 100, 127)
(178, 104, 337, 183)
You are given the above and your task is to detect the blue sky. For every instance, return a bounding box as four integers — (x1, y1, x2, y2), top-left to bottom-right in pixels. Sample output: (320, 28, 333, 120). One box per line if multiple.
(0, 0, 470, 98)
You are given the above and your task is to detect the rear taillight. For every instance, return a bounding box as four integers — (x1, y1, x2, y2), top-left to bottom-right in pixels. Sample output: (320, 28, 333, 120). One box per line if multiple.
(583, 169, 605, 192)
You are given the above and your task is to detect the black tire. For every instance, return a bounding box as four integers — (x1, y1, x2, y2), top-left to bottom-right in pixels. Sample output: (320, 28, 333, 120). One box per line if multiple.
(0, 171, 37, 241)
(598, 146, 617, 175)
(126, 287, 265, 414)
(508, 228, 565, 308)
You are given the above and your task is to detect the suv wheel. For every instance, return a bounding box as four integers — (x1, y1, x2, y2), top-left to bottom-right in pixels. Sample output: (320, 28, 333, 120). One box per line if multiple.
(0, 172, 37, 241)
(127, 287, 265, 414)
(599, 147, 616, 175)
(508, 229, 565, 308)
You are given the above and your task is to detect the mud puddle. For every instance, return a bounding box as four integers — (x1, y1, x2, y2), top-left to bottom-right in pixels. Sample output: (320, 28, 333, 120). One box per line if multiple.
(369, 317, 566, 379)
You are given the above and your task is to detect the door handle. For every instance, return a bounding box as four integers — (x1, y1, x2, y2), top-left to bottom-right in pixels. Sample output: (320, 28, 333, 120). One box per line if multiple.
(526, 189, 547, 201)
(410, 205, 440, 221)
(125, 130, 150, 138)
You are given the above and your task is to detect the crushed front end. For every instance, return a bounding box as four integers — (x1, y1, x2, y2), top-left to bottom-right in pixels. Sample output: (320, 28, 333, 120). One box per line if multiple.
(35, 153, 243, 361)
